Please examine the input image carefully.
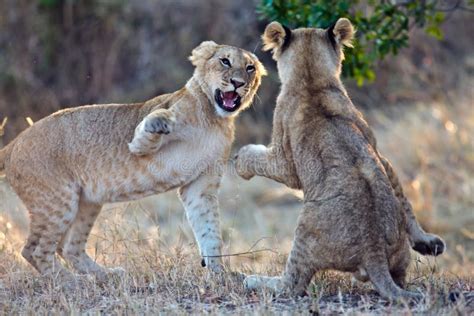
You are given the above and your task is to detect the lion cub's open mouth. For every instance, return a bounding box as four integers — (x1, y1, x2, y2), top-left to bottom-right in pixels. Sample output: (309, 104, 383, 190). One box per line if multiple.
(214, 89, 241, 112)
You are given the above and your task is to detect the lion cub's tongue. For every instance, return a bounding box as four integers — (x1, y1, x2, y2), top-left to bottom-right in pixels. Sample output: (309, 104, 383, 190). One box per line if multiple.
(222, 91, 237, 109)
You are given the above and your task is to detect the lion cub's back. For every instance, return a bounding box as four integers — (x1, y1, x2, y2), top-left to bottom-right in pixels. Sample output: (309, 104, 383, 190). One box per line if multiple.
(6, 103, 146, 184)
(291, 105, 406, 250)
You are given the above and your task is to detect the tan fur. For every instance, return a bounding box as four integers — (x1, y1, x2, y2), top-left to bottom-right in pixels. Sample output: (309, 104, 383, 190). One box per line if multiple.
(261, 22, 288, 58)
(0, 42, 265, 280)
(236, 19, 444, 300)
(0, 117, 7, 148)
(332, 17, 355, 48)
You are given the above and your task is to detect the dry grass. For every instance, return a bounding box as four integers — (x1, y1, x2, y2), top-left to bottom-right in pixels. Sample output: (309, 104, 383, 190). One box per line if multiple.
(0, 97, 473, 313)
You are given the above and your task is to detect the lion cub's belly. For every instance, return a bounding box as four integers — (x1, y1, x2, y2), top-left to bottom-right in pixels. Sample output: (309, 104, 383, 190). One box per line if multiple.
(81, 139, 224, 203)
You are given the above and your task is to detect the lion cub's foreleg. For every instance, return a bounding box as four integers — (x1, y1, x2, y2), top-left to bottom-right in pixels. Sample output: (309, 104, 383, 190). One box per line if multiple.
(235, 144, 297, 188)
(128, 109, 175, 156)
(178, 173, 224, 272)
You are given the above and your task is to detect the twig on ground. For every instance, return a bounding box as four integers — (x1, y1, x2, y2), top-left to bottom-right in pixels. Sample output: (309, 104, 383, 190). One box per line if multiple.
(202, 248, 277, 258)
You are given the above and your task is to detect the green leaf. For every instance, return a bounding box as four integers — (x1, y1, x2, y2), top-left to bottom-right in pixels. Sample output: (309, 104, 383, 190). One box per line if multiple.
(38, 0, 61, 7)
(426, 25, 443, 40)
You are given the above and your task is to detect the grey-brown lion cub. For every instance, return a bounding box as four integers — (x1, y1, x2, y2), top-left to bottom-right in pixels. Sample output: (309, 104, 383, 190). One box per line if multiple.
(235, 18, 445, 300)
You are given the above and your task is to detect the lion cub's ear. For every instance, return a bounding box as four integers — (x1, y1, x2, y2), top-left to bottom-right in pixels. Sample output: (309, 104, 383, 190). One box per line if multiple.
(262, 21, 292, 58)
(330, 18, 355, 47)
(189, 41, 219, 67)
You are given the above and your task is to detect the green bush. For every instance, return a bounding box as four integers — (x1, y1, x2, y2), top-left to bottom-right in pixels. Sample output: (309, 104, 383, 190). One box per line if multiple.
(258, 0, 468, 85)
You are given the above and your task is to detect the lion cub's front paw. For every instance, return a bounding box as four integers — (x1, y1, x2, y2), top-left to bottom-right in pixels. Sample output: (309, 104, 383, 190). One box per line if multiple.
(234, 144, 266, 180)
(234, 156, 254, 181)
(145, 112, 174, 134)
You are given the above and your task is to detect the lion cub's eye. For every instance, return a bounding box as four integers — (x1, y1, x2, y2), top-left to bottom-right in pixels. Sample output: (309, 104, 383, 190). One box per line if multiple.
(220, 58, 231, 68)
(246, 65, 255, 73)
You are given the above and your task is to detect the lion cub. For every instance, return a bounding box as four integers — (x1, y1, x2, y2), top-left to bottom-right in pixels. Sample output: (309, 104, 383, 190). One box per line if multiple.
(235, 19, 444, 300)
(0, 41, 265, 280)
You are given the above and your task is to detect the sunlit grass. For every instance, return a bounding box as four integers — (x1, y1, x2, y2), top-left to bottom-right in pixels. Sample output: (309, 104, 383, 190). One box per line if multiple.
(0, 98, 472, 313)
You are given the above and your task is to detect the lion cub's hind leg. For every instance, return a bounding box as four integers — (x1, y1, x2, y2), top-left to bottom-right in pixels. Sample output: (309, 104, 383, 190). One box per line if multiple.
(244, 204, 319, 296)
(354, 243, 410, 288)
(388, 241, 411, 289)
(364, 250, 421, 301)
(20, 186, 80, 279)
(58, 200, 125, 281)
(21, 213, 45, 271)
(244, 238, 317, 296)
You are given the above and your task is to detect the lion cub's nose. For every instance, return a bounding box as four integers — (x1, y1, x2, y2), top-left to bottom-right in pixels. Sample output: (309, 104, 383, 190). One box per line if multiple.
(231, 78, 245, 89)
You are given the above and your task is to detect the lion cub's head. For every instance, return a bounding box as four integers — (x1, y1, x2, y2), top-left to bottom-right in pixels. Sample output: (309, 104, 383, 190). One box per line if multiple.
(261, 18, 354, 84)
(189, 41, 266, 117)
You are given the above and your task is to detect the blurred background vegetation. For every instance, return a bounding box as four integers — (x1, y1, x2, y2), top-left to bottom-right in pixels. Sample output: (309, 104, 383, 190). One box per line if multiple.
(0, 0, 472, 146)
(259, 0, 451, 84)
(0, 0, 473, 289)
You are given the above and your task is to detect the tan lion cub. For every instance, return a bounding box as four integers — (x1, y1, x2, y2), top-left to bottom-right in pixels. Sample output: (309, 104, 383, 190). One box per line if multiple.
(0, 41, 265, 281)
(235, 19, 444, 300)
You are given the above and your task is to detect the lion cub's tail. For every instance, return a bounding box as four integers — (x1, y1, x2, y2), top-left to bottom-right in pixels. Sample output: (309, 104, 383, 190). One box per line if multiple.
(0, 141, 14, 173)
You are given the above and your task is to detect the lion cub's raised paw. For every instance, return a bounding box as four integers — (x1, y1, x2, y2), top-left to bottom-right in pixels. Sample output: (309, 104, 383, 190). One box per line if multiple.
(128, 109, 175, 155)
(144, 111, 174, 134)
(234, 144, 267, 180)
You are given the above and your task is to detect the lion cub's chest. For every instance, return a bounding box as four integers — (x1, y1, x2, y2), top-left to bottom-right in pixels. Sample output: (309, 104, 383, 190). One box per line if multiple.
(84, 127, 229, 203)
